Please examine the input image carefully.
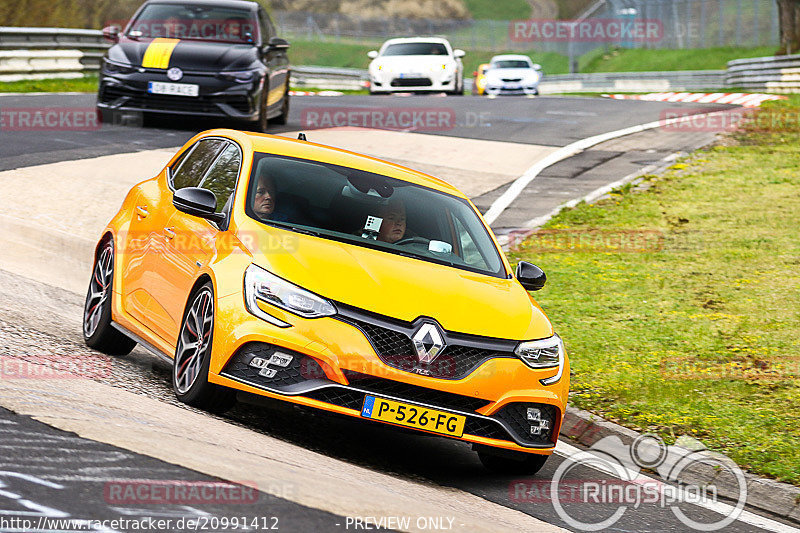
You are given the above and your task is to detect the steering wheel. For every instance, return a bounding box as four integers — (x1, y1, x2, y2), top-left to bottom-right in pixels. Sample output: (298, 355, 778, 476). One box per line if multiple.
(394, 236, 429, 246)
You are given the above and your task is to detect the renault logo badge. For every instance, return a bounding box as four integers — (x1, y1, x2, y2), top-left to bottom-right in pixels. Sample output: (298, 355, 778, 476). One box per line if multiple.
(412, 322, 446, 364)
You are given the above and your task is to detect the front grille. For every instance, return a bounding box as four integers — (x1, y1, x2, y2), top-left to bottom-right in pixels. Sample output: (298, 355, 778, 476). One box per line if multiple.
(100, 85, 253, 115)
(496, 402, 559, 445)
(301, 382, 554, 448)
(304, 387, 364, 411)
(391, 77, 433, 87)
(464, 417, 508, 441)
(502, 77, 522, 82)
(336, 304, 517, 380)
(342, 370, 491, 412)
(221, 343, 326, 393)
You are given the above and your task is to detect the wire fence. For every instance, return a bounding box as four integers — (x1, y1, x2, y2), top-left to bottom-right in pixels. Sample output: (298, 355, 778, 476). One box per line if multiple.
(274, 0, 779, 55)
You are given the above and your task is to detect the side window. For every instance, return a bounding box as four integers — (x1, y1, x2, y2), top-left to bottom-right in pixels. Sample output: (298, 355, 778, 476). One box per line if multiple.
(199, 143, 241, 213)
(258, 9, 273, 42)
(171, 139, 227, 190)
(453, 215, 487, 269)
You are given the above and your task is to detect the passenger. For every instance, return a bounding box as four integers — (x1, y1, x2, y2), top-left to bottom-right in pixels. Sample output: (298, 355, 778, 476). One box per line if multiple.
(253, 174, 277, 219)
(377, 199, 406, 244)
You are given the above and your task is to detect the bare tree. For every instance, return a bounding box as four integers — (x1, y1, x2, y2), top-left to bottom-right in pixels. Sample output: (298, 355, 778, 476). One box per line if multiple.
(777, 0, 800, 54)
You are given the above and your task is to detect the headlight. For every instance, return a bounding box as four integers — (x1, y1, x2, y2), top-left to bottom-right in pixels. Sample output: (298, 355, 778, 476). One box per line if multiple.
(525, 72, 541, 84)
(218, 70, 258, 83)
(102, 59, 136, 75)
(244, 264, 336, 325)
(515, 334, 565, 385)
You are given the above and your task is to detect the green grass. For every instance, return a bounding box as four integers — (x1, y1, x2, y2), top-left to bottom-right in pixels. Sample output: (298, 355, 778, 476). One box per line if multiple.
(462, 0, 531, 20)
(509, 96, 800, 484)
(0, 75, 98, 93)
(580, 46, 777, 72)
(289, 39, 570, 76)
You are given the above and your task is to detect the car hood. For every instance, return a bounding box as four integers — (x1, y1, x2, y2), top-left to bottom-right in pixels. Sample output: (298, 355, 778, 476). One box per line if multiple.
(108, 37, 258, 71)
(373, 55, 457, 71)
(487, 68, 538, 80)
(245, 226, 552, 341)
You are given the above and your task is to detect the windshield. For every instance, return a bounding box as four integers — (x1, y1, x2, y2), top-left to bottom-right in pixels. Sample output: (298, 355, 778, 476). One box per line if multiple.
(128, 3, 258, 43)
(245, 154, 506, 278)
(492, 60, 533, 69)
(382, 43, 449, 56)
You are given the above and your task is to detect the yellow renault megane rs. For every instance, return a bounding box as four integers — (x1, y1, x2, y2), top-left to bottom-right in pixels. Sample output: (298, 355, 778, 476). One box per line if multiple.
(83, 129, 569, 473)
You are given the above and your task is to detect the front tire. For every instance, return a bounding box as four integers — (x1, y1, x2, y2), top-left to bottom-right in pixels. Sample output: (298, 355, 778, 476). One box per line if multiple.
(173, 282, 236, 413)
(477, 447, 549, 475)
(253, 82, 269, 133)
(83, 238, 136, 356)
(272, 79, 290, 125)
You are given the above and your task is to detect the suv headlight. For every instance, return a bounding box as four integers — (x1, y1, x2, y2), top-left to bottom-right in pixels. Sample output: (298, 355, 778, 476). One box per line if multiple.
(218, 69, 258, 83)
(515, 334, 565, 385)
(244, 264, 336, 325)
(102, 59, 136, 75)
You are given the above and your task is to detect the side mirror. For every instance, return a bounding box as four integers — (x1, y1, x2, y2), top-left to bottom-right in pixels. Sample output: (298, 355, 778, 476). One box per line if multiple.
(516, 261, 546, 291)
(532, 63, 542, 70)
(268, 37, 290, 50)
(367, 50, 379, 59)
(173, 187, 224, 223)
(102, 25, 120, 43)
(453, 49, 466, 58)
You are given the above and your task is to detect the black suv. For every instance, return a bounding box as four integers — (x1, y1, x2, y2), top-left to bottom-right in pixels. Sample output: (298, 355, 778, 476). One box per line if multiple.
(97, 0, 290, 130)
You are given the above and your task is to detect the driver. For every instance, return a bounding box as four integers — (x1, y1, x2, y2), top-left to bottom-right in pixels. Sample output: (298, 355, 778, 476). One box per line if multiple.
(253, 173, 277, 219)
(377, 198, 406, 244)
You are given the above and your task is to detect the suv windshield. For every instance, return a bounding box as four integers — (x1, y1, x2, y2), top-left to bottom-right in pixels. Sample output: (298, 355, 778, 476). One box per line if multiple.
(383, 43, 449, 56)
(492, 60, 532, 69)
(128, 4, 258, 43)
(245, 154, 506, 278)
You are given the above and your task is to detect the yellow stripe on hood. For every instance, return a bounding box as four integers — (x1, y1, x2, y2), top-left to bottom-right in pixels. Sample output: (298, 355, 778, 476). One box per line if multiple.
(142, 38, 180, 69)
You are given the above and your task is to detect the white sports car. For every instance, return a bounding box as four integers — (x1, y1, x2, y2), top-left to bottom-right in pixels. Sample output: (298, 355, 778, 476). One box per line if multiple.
(368, 37, 465, 95)
(483, 54, 542, 96)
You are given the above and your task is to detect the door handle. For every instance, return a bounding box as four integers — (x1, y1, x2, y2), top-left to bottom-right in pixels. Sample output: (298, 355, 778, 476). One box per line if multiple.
(164, 227, 176, 240)
(136, 206, 148, 218)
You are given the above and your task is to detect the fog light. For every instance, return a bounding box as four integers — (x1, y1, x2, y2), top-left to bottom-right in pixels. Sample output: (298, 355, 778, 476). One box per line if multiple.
(259, 367, 277, 378)
(269, 353, 293, 367)
(249, 357, 268, 369)
(527, 407, 551, 436)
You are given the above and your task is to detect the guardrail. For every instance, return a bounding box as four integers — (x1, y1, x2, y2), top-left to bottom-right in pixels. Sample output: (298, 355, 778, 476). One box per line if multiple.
(726, 54, 800, 93)
(291, 65, 367, 90)
(2, 26, 798, 94)
(539, 70, 727, 94)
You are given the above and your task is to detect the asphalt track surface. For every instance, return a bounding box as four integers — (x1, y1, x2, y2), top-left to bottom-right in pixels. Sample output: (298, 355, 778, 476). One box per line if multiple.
(1, 92, 796, 532)
(0, 93, 731, 171)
